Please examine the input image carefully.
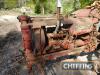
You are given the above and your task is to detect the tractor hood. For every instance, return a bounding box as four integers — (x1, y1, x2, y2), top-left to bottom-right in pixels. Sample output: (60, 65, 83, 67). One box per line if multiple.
(71, 9, 99, 23)
(69, 17, 93, 35)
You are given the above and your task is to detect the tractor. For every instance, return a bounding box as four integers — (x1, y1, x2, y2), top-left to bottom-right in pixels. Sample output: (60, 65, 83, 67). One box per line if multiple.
(17, 1, 100, 75)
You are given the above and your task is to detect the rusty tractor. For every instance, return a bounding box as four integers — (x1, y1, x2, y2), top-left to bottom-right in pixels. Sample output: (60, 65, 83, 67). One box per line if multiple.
(17, 2, 100, 75)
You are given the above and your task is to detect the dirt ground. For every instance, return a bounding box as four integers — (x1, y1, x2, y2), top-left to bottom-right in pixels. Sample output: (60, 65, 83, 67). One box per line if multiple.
(0, 14, 100, 75)
(0, 15, 28, 75)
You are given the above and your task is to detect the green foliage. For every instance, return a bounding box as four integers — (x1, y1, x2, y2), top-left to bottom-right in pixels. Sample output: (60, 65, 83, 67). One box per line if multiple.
(26, 0, 34, 8)
(30, 0, 93, 14)
(62, 0, 81, 14)
(0, 0, 94, 14)
(4, 0, 17, 9)
(0, 0, 4, 9)
(44, 0, 56, 14)
(26, 0, 35, 13)
(80, 0, 93, 8)
(35, 3, 41, 14)
(32, 0, 48, 14)
(62, 0, 74, 14)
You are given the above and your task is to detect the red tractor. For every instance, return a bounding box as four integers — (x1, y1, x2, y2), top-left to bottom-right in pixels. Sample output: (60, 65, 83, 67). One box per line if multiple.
(17, 4, 100, 75)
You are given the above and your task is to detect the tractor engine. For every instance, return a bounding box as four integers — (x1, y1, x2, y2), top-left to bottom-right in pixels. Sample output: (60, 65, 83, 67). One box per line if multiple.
(17, 10, 98, 72)
(46, 17, 97, 53)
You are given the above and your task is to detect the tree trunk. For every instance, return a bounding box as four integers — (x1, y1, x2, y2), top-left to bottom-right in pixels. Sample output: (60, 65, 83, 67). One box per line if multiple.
(41, 4, 45, 15)
(42, 6, 45, 15)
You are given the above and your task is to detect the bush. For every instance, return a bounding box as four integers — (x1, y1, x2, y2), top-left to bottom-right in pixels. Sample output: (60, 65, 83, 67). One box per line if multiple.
(4, 0, 17, 9)
(80, 0, 93, 8)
